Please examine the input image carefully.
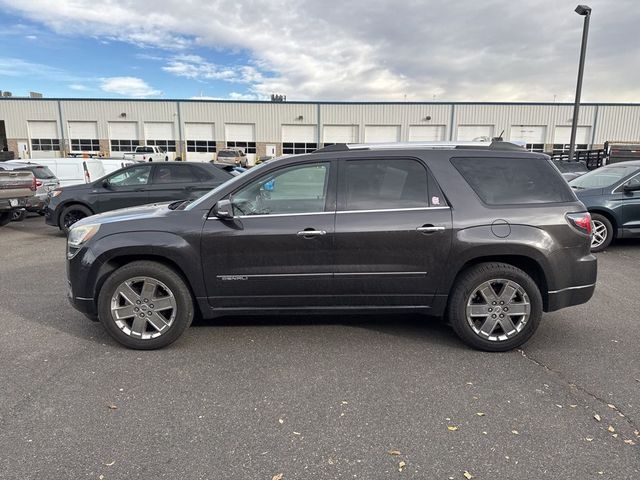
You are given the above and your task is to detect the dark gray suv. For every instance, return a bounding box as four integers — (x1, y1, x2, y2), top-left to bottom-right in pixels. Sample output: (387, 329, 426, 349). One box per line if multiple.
(66, 142, 597, 351)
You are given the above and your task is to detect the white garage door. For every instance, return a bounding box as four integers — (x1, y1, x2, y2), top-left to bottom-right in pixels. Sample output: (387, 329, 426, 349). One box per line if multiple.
(364, 125, 400, 143)
(68, 121, 99, 153)
(108, 122, 139, 153)
(225, 123, 256, 165)
(144, 122, 176, 158)
(186, 122, 216, 162)
(282, 125, 318, 154)
(457, 125, 495, 141)
(27, 121, 60, 158)
(408, 125, 446, 142)
(510, 125, 546, 152)
(553, 126, 591, 150)
(323, 125, 359, 145)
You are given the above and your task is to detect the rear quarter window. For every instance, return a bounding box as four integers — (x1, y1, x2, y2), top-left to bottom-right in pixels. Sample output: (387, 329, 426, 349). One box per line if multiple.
(451, 156, 575, 205)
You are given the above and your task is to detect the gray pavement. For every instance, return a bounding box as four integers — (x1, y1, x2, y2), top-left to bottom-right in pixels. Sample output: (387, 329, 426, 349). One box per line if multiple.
(0, 217, 638, 480)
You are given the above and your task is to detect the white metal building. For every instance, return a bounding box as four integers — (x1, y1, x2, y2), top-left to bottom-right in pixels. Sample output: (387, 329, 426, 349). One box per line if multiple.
(0, 98, 639, 161)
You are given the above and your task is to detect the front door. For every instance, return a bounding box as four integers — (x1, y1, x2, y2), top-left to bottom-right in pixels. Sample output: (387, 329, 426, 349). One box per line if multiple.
(620, 174, 640, 237)
(95, 164, 151, 213)
(201, 161, 336, 309)
(333, 157, 453, 309)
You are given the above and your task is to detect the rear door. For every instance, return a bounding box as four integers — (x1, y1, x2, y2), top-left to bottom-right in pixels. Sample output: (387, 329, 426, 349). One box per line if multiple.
(95, 164, 151, 212)
(333, 157, 453, 308)
(146, 164, 203, 204)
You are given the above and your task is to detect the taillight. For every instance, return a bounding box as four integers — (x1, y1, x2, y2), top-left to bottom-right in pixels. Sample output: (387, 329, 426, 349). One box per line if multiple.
(36, 180, 43, 188)
(566, 212, 592, 235)
(31, 176, 37, 191)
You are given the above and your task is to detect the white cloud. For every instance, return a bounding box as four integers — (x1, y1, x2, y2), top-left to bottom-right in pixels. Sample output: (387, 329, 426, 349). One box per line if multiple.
(69, 83, 89, 91)
(25, 34, 37, 40)
(1, 0, 639, 101)
(100, 76, 161, 97)
(228, 91, 258, 100)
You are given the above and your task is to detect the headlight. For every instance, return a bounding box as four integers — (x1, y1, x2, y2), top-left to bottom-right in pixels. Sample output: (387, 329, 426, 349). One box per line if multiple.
(68, 223, 101, 248)
(50, 189, 63, 197)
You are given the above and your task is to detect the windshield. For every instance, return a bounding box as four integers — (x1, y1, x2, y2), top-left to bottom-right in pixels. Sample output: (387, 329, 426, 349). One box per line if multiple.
(569, 165, 640, 189)
(186, 159, 272, 211)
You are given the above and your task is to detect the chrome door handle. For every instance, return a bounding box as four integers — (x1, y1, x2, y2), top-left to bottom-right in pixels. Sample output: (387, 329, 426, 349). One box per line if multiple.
(297, 229, 327, 237)
(416, 226, 445, 233)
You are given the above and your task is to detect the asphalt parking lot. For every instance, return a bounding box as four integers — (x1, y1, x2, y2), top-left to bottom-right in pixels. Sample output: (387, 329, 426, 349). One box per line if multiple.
(1, 217, 638, 479)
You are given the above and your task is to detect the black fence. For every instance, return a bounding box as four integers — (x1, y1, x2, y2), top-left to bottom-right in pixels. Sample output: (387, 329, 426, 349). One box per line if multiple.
(546, 149, 606, 170)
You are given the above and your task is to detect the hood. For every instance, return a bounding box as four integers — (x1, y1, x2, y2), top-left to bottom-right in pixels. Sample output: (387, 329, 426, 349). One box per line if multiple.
(73, 201, 174, 227)
(572, 186, 605, 197)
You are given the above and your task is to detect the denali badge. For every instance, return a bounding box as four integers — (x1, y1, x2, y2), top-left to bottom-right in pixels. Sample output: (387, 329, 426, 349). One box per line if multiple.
(219, 275, 249, 281)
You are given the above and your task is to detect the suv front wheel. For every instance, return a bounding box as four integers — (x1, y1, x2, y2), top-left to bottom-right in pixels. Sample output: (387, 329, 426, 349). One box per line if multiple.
(97, 261, 194, 349)
(448, 263, 542, 352)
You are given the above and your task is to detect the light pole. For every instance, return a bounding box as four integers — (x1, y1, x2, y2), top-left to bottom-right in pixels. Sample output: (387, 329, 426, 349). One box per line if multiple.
(568, 4, 592, 162)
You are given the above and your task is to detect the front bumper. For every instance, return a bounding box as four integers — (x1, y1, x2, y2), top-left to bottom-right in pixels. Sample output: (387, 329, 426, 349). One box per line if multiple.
(67, 282, 99, 320)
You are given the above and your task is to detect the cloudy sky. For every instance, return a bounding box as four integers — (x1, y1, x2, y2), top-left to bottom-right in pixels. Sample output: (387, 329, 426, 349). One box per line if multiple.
(0, 0, 637, 102)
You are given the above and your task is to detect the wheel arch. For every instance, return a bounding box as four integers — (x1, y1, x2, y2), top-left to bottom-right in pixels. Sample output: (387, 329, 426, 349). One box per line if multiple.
(95, 254, 203, 320)
(57, 201, 94, 227)
(449, 255, 550, 311)
(588, 208, 618, 238)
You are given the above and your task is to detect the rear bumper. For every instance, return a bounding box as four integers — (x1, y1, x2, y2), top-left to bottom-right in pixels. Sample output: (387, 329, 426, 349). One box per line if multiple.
(547, 283, 596, 311)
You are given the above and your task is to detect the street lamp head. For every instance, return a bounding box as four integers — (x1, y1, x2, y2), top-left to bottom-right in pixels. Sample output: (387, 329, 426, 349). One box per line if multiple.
(575, 5, 591, 15)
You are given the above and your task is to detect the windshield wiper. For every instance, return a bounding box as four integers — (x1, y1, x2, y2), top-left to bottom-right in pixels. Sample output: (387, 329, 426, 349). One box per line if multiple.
(571, 185, 585, 190)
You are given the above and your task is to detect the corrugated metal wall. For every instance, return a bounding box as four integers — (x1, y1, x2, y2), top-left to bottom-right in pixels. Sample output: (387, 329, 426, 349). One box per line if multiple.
(1, 99, 639, 145)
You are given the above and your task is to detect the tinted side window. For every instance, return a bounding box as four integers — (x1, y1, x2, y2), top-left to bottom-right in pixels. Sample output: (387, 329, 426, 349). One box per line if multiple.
(153, 165, 199, 184)
(343, 159, 429, 210)
(189, 165, 215, 182)
(451, 157, 575, 205)
(108, 165, 152, 186)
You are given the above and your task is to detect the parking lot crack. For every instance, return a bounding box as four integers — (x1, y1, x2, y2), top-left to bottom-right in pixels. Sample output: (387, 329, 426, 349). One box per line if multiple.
(518, 349, 638, 432)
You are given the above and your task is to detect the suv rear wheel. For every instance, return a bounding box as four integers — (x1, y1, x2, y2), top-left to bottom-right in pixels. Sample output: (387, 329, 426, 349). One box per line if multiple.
(97, 261, 194, 349)
(448, 263, 542, 352)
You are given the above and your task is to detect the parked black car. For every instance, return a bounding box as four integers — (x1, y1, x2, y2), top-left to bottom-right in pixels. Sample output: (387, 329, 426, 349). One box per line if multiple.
(569, 160, 640, 252)
(66, 142, 596, 352)
(45, 162, 233, 232)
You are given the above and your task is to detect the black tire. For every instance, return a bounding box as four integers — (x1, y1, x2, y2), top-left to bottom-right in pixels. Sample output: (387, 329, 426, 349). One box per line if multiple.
(97, 261, 194, 350)
(447, 262, 543, 352)
(0, 212, 12, 227)
(11, 210, 26, 222)
(59, 204, 92, 234)
(590, 213, 613, 253)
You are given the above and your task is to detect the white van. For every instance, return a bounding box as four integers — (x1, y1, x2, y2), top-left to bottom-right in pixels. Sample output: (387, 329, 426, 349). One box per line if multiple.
(100, 158, 135, 175)
(8, 158, 106, 187)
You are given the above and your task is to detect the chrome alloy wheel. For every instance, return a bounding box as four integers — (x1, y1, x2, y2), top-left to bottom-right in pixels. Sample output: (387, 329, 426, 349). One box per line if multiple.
(110, 276, 177, 340)
(466, 279, 531, 342)
(591, 219, 607, 249)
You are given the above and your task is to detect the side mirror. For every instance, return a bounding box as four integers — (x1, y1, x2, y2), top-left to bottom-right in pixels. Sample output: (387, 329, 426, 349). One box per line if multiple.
(623, 183, 640, 193)
(213, 199, 234, 219)
(102, 179, 111, 189)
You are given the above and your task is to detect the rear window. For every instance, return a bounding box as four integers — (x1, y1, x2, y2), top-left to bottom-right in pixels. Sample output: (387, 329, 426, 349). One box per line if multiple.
(451, 157, 575, 205)
(218, 150, 240, 157)
(19, 166, 56, 179)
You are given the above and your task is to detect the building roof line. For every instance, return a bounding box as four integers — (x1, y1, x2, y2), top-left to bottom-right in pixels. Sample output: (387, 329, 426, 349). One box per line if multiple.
(0, 98, 639, 107)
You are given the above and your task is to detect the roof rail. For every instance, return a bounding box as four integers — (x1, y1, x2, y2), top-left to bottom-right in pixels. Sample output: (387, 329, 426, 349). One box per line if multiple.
(313, 141, 525, 153)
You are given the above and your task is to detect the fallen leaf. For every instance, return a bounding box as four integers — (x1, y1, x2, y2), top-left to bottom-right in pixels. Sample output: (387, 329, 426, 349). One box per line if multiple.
(586, 437, 593, 442)
(272, 474, 283, 480)
(612, 433, 618, 438)
(293, 432, 301, 435)
(388, 450, 401, 456)
(624, 439, 636, 445)
(328, 458, 335, 465)
(555, 404, 563, 408)
(465, 382, 473, 385)
(105, 461, 115, 466)
(634, 430, 640, 437)
(607, 404, 616, 410)
(593, 414, 601, 422)
(341, 401, 348, 405)
(448, 426, 459, 431)
(398, 460, 406, 472)
(570, 405, 578, 408)
(511, 430, 519, 435)
(99, 476, 104, 480)
(482, 431, 488, 435)
(476, 412, 485, 417)
(108, 405, 117, 410)
(463, 471, 474, 479)
(278, 418, 284, 424)
(608, 426, 615, 433)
